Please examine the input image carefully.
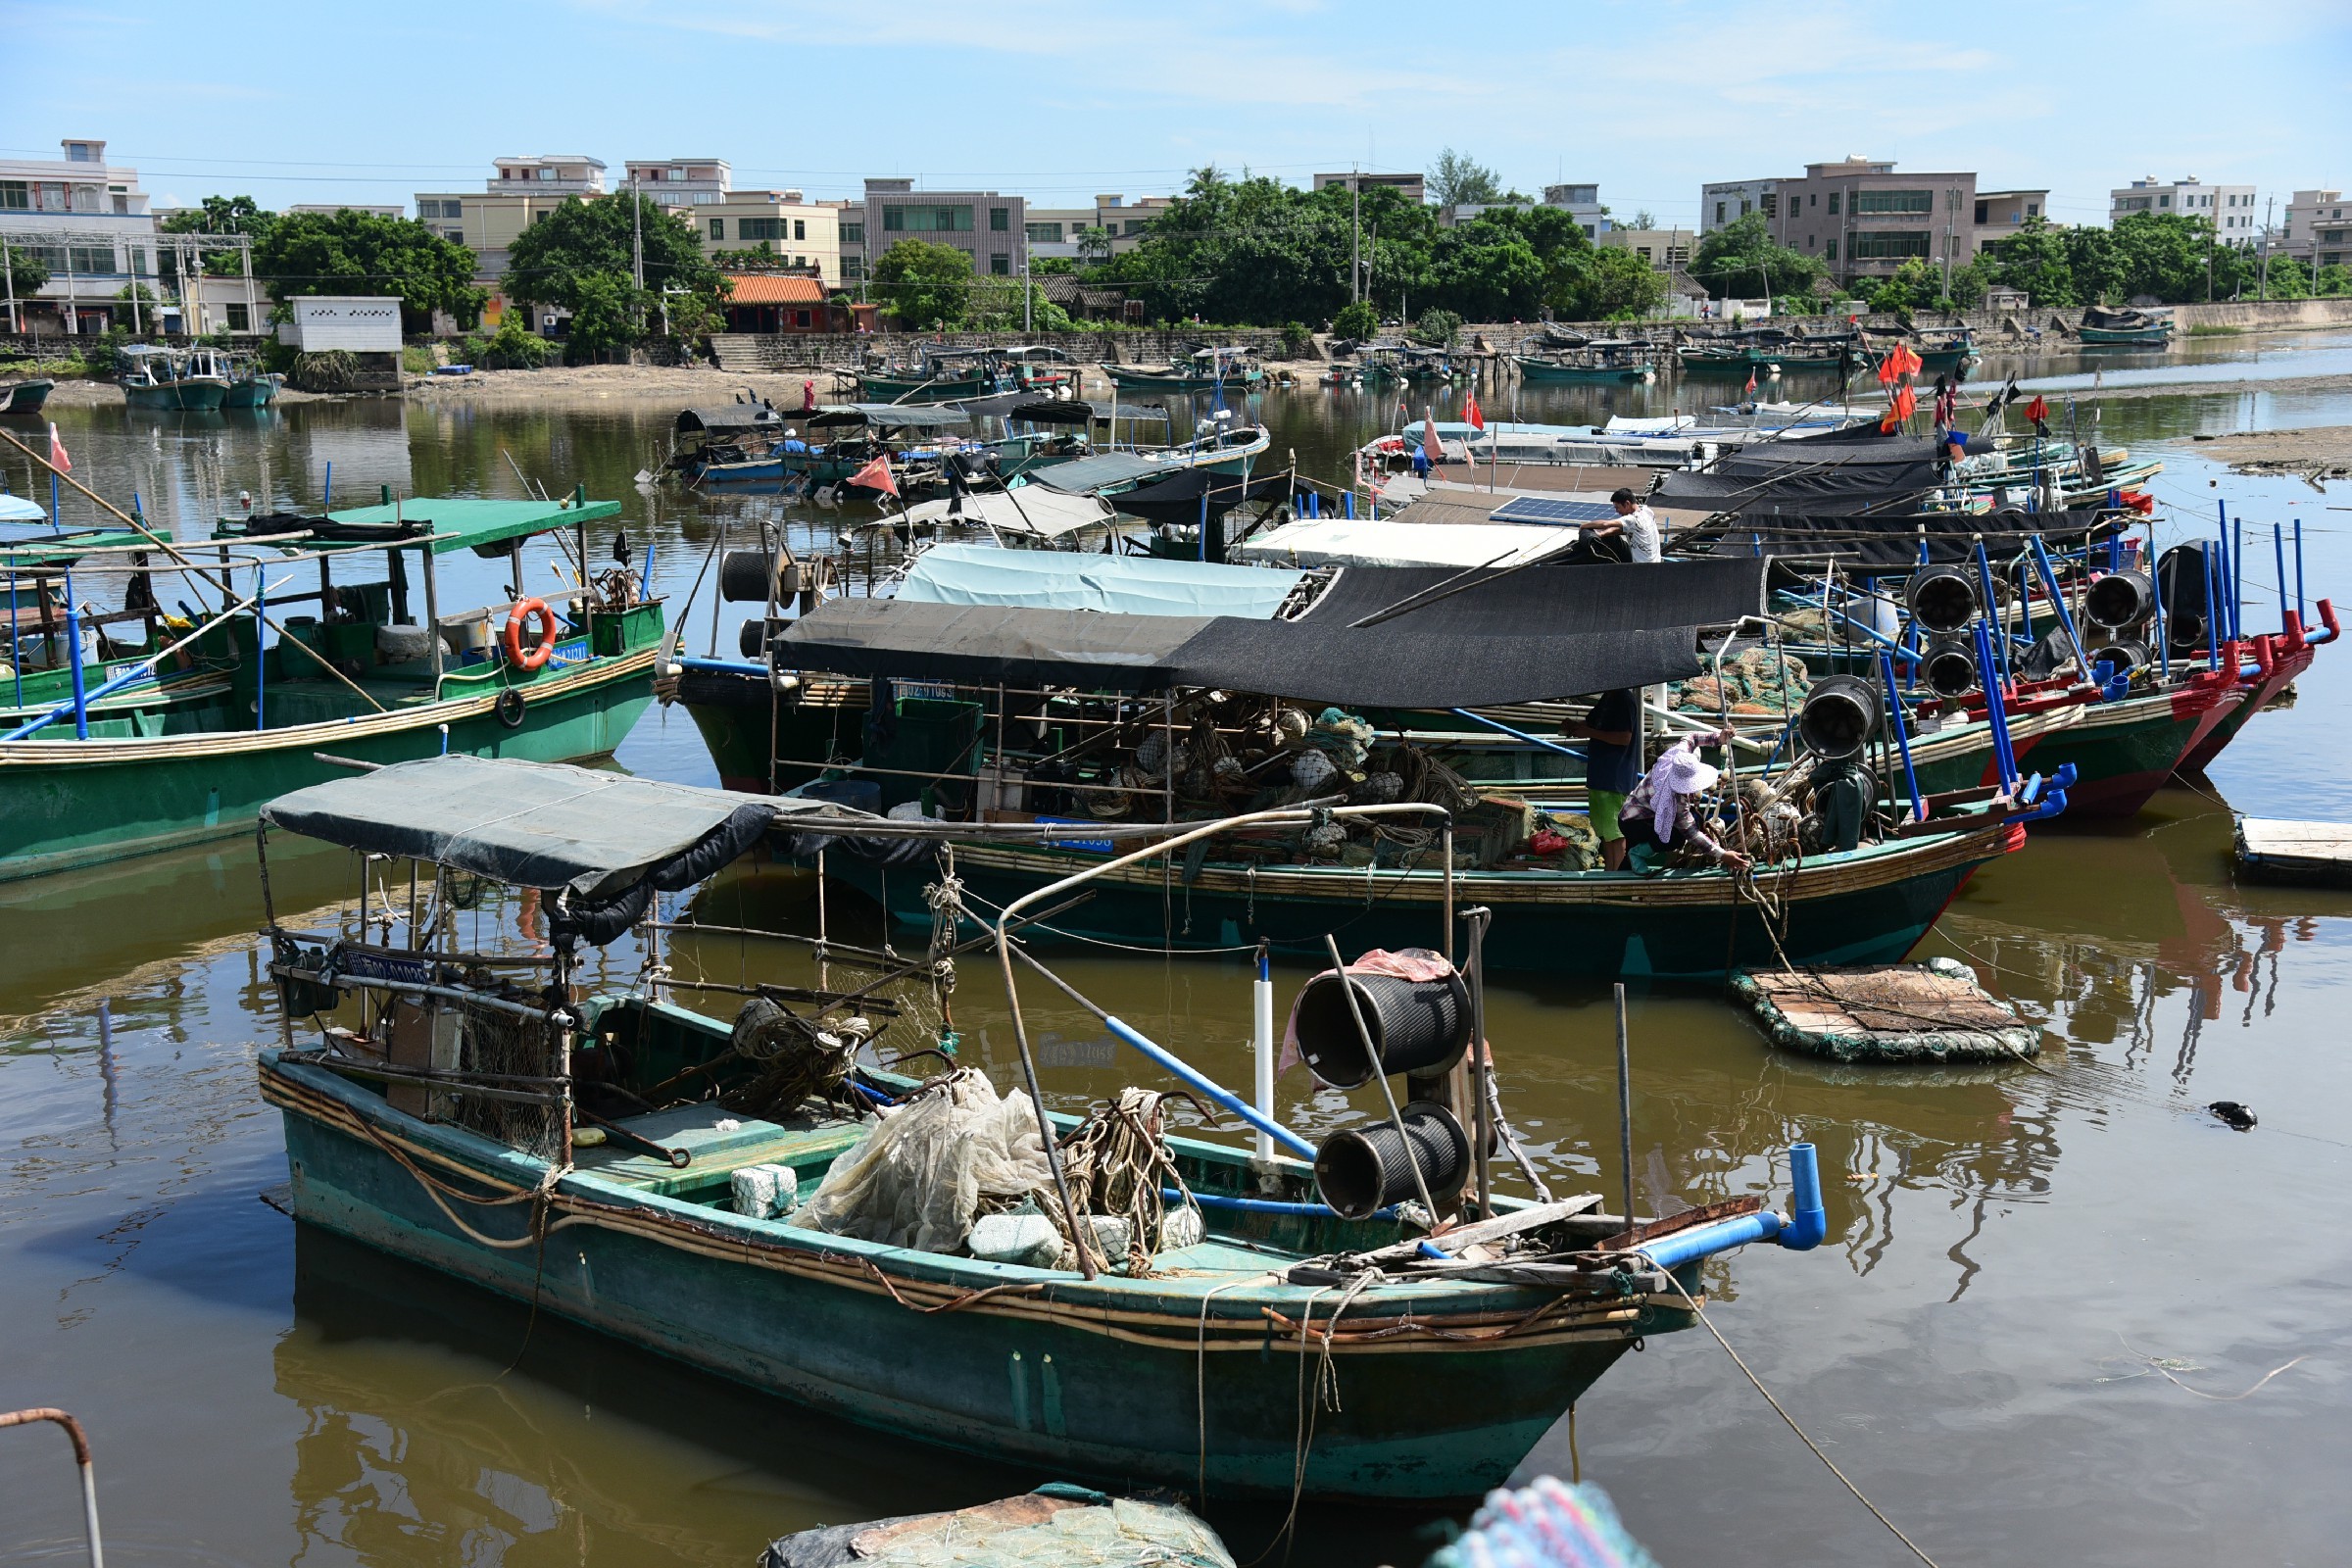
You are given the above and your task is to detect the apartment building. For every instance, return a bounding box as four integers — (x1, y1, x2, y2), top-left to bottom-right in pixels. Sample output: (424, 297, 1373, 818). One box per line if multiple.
(2281, 189, 2348, 268)
(1774, 158, 1977, 283)
(0, 136, 161, 333)
(688, 191, 844, 287)
(1021, 195, 1169, 261)
(1972, 188, 2050, 250)
(836, 178, 1025, 284)
(622, 157, 730, 207)
(1699, 179, 1779, 234)
(1598, 226, 1695, 270)
(414, 155, 610, 287)
(2111, 176, 2259, 244)
(1542, 183, 1610, 239)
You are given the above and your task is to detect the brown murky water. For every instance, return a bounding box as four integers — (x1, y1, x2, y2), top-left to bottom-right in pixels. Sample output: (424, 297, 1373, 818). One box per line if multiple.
(6, 350, 2352, 1565)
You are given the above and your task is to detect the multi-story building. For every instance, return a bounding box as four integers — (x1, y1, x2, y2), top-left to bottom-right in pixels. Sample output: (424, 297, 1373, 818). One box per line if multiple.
(1542, 183, 1610, 239)
(1021, 195, 1169, 261)
(837, 178, 1025, 284)
(415, 155, 611, 293)
(621, 157, 730, 207)
(1774, 158, 1977, 285)
(2280, 189, 2348, 268)
(1699, 178, 1779, 234)
(684, 189, 844, 287)
(2110, 176, 2259, 244)
(1313, 171, 1427, 205)
(1971, 188, 2051, 251)
(0, 136, 161, 334)
(1598, 226, 1695, 270)
(285, 203, 406, 219)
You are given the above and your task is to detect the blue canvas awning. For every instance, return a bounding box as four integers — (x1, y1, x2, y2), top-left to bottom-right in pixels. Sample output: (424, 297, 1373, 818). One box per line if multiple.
(895, 542, 1305, 618)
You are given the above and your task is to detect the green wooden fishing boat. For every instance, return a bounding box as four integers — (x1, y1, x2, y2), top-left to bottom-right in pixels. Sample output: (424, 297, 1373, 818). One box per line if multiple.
(1510, 353, 1652, 383)
(250, 757, 1829, 1502)
(1102, 348, 1263, 393)
(0, 492, 662, 883)
(2076, 307, 2172, 346)
(117, 344, 227, 410)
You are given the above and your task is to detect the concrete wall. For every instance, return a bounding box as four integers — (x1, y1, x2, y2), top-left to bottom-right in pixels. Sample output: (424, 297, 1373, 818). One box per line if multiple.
(710, 326, 1305, 370)
(1457, 295, 2352, 342)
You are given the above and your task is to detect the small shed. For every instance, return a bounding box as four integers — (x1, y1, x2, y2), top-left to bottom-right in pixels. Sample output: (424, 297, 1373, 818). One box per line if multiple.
(277, 296, 406, 354)
(1984, 285, 2031, 312)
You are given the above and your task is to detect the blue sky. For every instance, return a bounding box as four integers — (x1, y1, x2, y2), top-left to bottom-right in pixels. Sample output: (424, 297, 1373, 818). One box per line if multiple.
(6, 0, 2347, 226)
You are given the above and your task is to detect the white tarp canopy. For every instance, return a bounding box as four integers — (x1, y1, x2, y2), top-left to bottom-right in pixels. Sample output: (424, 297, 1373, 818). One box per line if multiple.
(898, 488, 1117, 539)
(1234, 518, 1582, 570)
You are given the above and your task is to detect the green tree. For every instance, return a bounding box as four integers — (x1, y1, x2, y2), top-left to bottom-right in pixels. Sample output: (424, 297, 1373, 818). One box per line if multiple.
(257, 209, 483, 332)
(1413, 307, 1464, 347)
(162, 194, 276, 277)
(1976, 217, 2077, 305)
(2, 241, 49, 298)
(1428, 149, 1505, 208)
(1631, 209, 1657, 230)
(503, 194, 720, 357)
(1867, 257, 1947, 313)
(867, 239, 975, 330)
(1564, 246, 1669, 319)
(1331, 300, 1379, 340)
(1690, 214, 1826, 301)
(2317, 264, 2352, 297)
(1075, 225, 1116, 267)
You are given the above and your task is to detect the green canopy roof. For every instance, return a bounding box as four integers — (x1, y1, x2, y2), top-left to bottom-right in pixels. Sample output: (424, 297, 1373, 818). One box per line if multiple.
(214, 495, 622, 557)
(0, 525, 157, 571)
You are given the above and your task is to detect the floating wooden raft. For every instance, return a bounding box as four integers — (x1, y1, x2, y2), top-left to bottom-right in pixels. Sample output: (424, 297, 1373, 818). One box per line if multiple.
(1731, 957, 2040, 1063)
(2234, 817, 2352, 888)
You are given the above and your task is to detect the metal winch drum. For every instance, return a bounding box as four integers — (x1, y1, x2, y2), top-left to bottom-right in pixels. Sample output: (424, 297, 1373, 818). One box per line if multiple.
(1903, 563, 1981, 633)
(738, 616, 779, 661)
(2092, 638, 2153, 680)
(1313, 1102, 1473, 1221)
(2156, 545, 2211, 652)
(719, 547, 799, 604)
(1797, 674, 1883, 761)
(1292, 968, 1473, 1090)
(1921, 635, 1980, 699)
(2085, 568, 2157, 631)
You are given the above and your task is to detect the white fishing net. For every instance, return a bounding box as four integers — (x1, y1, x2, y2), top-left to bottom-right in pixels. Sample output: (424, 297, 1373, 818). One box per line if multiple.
(795, 1069, 1052, 1253)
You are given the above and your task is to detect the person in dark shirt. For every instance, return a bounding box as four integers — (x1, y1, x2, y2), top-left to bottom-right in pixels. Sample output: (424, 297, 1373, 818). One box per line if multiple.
(1563, 688, 1640, 869)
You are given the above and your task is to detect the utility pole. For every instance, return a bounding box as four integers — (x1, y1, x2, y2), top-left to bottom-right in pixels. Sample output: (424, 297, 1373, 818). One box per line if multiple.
(2261, 194, 2276, 299)
(1022, 255, 1032, 333)
(1351, 166, 1361, 305)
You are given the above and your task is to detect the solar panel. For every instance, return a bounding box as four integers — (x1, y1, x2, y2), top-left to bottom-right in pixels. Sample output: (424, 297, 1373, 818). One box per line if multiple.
(1486, 497, 1618, 525)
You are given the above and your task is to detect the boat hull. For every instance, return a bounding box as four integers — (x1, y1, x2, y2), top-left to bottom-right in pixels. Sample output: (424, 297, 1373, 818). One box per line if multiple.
(0, 646, 658, 883)
(2177, 644, 2310, 777)
(0, 378, 56, 415)
(1511, 357, 1651, 383)
(222, 374, 281, 408)
(262, 1052, 1671, 1501)
(2077, 327, 2171, 346)
(827, 828, 2008, 980)
(122, 377, 229, 411)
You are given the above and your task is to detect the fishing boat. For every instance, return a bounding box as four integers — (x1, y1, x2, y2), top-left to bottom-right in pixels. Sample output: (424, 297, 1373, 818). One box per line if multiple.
(2076, 306, 2173, 346)
(250, 753, 1830, 1501)
(681, 405, 974, 488)
(676, 553, 2051, 976)
(218, 351, 285, 409)
(1676, 329, 1849, 376)
(1101, 347, 1262, 393)
(1510, 340, 1660, 383)
(0, 377, 55, 415)
(0, 484, 663, 883)
(116, 345, 228, 411)
(1859, 325, 1977, 376)
(858, 347, 1080, 406)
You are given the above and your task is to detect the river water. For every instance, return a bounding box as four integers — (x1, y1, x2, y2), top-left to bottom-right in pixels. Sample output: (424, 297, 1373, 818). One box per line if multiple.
(5, 339, 2351, 1566)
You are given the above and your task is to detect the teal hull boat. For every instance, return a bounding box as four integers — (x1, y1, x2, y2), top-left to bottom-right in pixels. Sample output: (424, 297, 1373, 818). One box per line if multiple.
(222, 371, 283, 408)
(823, 821, 2013, 979)
(260, 996, 1708, 1502)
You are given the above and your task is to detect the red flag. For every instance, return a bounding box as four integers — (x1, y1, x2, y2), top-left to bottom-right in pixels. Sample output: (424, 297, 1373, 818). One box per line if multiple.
(1742, 368, 1757, 397)
(1464, 392, 1485, 432)
(1876, 354, 1899, 386)
(846, 453, 898, 499)
(47, 422, 71, 474)
(2025, 394, 2049, 424)
(1895, 343, 1923, 378)
(1893, 384, 1918, 421)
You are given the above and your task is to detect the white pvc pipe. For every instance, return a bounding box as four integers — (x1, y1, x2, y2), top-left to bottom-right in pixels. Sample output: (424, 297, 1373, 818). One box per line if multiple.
(1252, 946, 1276, 1165)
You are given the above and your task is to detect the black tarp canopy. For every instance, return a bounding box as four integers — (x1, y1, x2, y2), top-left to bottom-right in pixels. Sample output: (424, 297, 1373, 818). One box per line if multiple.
(1653, 434, 1997, 514)
(1114, 467, 1296, 527)
(261, 756, 855, 902)
(1685, 507, 2124, 570)
(770, 558, 1768, 707)
(674, 404, 784, 436)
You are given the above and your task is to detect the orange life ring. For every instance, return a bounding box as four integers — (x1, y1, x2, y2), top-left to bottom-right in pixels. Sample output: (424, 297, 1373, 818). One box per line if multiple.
(503, 598, 558, 670)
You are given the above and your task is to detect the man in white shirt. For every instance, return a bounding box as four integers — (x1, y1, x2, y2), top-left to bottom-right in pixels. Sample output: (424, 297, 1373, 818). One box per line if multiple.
(1591, 487, 1660, 563)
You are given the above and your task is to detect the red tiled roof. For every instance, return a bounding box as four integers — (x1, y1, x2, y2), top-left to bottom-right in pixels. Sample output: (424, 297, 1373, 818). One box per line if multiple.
(725, 274, 826, 305)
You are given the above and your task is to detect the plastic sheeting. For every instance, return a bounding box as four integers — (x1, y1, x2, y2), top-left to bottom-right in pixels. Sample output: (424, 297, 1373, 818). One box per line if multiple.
(898, 542, 1305, 617)
(1237, 519, 1586, 569)
(900, 488, 1118, 538)
(795, 1069, 1054, 1254)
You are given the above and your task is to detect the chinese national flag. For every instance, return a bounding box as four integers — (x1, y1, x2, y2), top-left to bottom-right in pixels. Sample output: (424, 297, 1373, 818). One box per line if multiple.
(1464, 392, 1485, 432)
(846, 453, 898, 499)
(48, 422, 71, 474)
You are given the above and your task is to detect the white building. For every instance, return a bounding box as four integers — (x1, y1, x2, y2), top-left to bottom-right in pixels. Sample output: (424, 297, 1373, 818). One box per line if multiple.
(286, 203, 406, 219)
(277, 296, 404, 353)
(1021, 195, 1169, 261)
(0, 136, 161, 334)
(622, 158, 732, 207)
(2110, 176, 2259, 244)
(1542, 183, 1610, 239)
(2280, 189, 2348, 269)
(1699, 178, 1779, 235)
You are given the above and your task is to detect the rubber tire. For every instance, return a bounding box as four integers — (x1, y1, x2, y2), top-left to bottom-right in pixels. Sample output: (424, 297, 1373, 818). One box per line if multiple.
(495, 688, 526, 728)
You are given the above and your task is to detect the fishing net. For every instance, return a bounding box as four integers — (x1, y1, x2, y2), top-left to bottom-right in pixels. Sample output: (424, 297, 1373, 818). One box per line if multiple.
(453, 1001, 565, 1161)
(762, 1492, 1235, 1568)
(795, 1068, 1052, 1253)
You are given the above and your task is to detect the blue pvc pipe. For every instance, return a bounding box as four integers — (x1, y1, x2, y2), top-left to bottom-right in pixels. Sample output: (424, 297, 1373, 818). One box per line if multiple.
(2295, 519, 2306, 622)
(1158, 1188, 1397, 1221)
(1636, 1141, 1825, 1269)
(1344, 492, 1355, 519)
(323, 461, 332, 514)
(2232, 512, 2244, 642)
(2028, 534, 2086, 671)
(1878, 650, 1923, 823)
(2275, 524, 2289, 636)
(1104, 1014, 1315, 1158)
(1448, 707, 1585, 760)
(1973, 543, 2008, 686)
(63, 565, 88, 739)
(1780, 1142, 1825, 1250)
(1973, 620, 2017, 788)
(7, 570, 19, 710)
